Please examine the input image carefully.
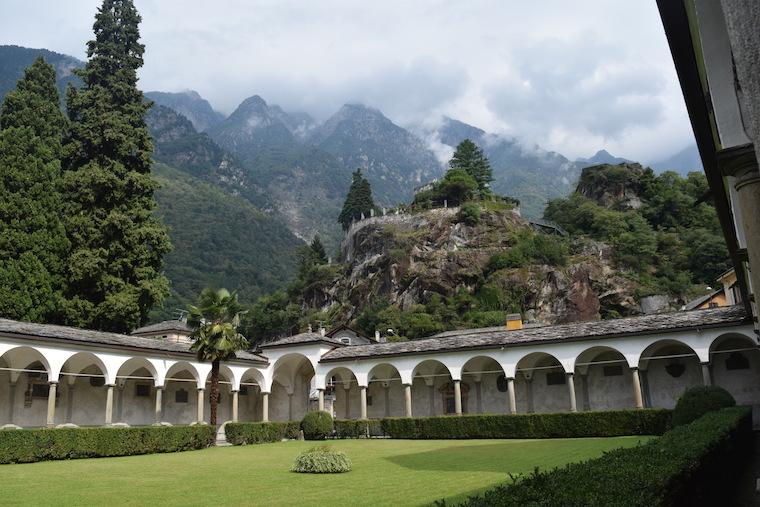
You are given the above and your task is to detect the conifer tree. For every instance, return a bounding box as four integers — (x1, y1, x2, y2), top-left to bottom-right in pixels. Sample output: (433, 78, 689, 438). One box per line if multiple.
(63, 0, 171, 333)
(338, 169, 376, 230)
(0, 58, 69, 322)
(449, 139, 493, 196)
(310, 235, 328, 264)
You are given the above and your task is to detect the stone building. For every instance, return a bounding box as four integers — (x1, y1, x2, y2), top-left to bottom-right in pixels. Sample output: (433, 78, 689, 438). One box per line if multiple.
(0, 305, 757, 428)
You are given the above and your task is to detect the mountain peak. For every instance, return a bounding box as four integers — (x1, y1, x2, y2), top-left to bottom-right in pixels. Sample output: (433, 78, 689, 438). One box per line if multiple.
(145, 90, 224, 132)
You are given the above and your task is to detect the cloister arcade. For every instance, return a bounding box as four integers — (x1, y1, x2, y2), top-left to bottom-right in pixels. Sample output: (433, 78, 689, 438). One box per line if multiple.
(0, 311, 758, 428)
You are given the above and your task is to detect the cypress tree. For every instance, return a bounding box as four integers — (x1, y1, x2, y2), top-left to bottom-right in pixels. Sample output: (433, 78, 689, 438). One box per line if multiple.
(0, 58, 69, 322)
(310, 235, 328, 264)
(338, 169, 376, 230)
(63, 0, 171, 333)
(449, 139, 493, 196)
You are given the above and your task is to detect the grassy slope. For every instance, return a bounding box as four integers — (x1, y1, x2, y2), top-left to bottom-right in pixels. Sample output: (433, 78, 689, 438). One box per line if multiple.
(1, 437, 649, 506)
(152, 162, 302, 318)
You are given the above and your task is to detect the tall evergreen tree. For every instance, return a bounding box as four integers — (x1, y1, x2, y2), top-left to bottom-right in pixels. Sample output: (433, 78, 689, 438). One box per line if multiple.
(449, 139, 493, 196)
(310, 235, 328, 265)
(63, 0, 171, 333)
(0, 58, 69, 322)
(338, 169, 376, 230)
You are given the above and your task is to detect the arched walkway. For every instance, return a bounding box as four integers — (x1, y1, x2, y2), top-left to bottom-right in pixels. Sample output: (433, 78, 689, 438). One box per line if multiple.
(238, 368, 265, 422)
(710, 334, 760, 406)
(325, 366, 360, 419)
(58, 352, 109, 426)
(516, 352, 569, 413)
(164, 362, 201, 425)
(639, 340, 701, 409)
(204, 366, 235, 423)
(574, 346, 634, 411)
(271, 354, 315, 422)
(412, 359, 456, 415)
(462, 356, 508, 414)
(115, 358, 159, 426)
(0, 347, 51, 427)
(366, 363, 404, 418)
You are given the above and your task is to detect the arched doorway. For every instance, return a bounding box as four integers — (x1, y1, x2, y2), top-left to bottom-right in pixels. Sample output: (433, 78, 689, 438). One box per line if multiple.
(115, 357, 158, 426)
(462, 356, 507, 414)
(58, 352, 109, 426)
(574, 346, 633, 410)
(412, 359, 456, 415)
(0, 347, 51, 427)
(710, 334, 760, 406)
(271, 354, 315, 422)
(367, 363, 404, 418)
(324, 366, 360, 419)
(164, 362, 201, 425)
(516, 352, 569, 413)
(639, 340, 701, 409)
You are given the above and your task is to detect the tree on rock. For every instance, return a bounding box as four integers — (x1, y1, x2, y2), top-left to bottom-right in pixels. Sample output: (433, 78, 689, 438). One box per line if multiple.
(0, 58, 69, 323)
(310, 235, 328, 264)
(338, 169, 376, 230)
(449, 139, 493, 196)
(63, 0, 171, 333)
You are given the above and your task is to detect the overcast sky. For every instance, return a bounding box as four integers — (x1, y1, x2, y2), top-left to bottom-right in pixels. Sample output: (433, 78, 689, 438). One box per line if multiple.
(2, 0, 695, 162)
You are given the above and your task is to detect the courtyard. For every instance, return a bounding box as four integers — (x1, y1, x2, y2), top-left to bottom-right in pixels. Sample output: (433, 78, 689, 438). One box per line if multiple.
(0, 437, 648, 506)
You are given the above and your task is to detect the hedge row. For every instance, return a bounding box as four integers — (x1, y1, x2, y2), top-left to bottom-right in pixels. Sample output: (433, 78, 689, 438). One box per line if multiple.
(224, 421, 299, 445)
(333, 419, 384, 438)
(0, 425, 215, 464)
(451, 406, 752, 506)
(381, 409, 671, 439)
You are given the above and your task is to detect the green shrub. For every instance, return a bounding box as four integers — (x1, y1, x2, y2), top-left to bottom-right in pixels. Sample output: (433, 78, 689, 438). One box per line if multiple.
(0, 425, 215, 464)
(225, 421, 299, 445)
(301, 411, 333, 440)
(381, 409, 671, 439)
(291, 445, 352, 473)
(451, 407, 751, 506)
(672, 385, 736, 427)
(456, 202, 481, 226)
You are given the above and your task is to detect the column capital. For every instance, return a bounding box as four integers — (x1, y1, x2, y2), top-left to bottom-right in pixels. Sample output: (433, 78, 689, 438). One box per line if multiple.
(155, 385, 165, 390)
(48, 380, 59, 385)
(230, 389, 239, 393)
(565, 371, 574, 377)
(197, 387, 205, 391)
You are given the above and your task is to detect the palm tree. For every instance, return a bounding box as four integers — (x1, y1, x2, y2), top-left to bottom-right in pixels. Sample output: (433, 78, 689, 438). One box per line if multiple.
(187, 288, 249, 426)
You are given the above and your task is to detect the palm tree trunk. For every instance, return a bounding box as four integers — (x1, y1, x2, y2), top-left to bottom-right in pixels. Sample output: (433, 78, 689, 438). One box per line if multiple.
(210, 360, 219, 426)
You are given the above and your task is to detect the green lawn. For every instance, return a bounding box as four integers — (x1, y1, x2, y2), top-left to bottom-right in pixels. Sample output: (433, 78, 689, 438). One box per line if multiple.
(2, 437, 650, 506)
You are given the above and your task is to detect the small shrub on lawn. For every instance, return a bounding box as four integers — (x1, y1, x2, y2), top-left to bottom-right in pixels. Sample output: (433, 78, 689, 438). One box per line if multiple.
(225, 421, 299, 445)
(672, 385, 736, 427)
(291, 446, 352, 473)
(301, 411, 333, 440)
(450, 407, 751, 506)
(0, 425, 215, 464)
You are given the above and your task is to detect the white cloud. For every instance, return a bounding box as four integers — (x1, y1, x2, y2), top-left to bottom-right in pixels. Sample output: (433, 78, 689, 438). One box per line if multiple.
(0, 0, 696, 161)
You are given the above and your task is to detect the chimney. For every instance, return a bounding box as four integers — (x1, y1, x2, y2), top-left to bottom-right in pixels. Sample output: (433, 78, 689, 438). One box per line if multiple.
(506, 313, 523, 331)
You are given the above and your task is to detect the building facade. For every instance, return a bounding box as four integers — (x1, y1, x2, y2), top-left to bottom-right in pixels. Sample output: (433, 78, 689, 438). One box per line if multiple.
(0, 305, 757, 429)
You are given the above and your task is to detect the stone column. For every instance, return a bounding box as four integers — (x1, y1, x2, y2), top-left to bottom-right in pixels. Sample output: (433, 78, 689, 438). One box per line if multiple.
(631, 368, 644, 409)
(261, 392, 269, 422)
(566, 373, 577, 412)
(701, 363, 712, 386)
(65, 384, 75, 423)
(116, 383, 124, 423)
(155, 386, 164, 424)
(453, 380, 462, 415)
(197, 388, 205, 423)
(507, 377, 517, 414)
(359, 386, 368, 420)
(8, 381, 16, 424)
(317, 389, 325, 412)
(404, 384, 412, 417)
(105, 384, 115, 425)
(343, 386, 351, 419)
(231, 390, 239, 422)
(46, 381, 58, 428)
(525, 377, 534, 413)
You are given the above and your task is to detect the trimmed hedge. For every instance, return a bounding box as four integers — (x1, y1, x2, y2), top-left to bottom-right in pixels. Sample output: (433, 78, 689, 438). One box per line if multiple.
(672, 385, 736, 426)
(0, 425, 215, 464)
(333, 419, 384, 438)
(449, 406, 752, 506)
(224, 421, 299, 445)
(301, 411, 333, 440)
(381, 409, 671, 439)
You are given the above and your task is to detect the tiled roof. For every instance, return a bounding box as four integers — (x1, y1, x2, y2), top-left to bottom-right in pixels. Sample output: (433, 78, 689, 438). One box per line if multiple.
(131, 320, 192, 336)
(0, 319, 268, 364)
(259, 332, 346, 349)
(320, 305, 749, 362)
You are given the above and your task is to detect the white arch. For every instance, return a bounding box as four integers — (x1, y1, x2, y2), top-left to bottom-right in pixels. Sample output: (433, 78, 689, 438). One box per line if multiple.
(164, 361, 202, 389)
(709, 332, 758, 355)
(115, 357, 160, 386)
(516, 351, 565, 379)
(574, 345, 630, 372)
(205, 364, 235, 390)
(638, 339, 699, 369)
(234, 366, 265, 392)
(57, 351, 110, 385)
(272, 353, 315, 392)
(411, 359, 453, 385)
(0, 345, 52, 381)
(323, 365, 359, 389)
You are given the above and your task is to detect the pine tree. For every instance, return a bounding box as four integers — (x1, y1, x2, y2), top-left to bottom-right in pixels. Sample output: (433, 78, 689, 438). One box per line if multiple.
(310, 235, 328, 264)
(62, 0, 171, 333)
(0, 58, 69, 323)
(338, 169, 376, 230)
(449, 139, 493, 196)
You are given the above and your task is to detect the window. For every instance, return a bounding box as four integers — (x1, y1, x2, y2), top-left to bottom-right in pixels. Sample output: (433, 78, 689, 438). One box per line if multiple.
(239, 386, 249, 396)
(135, 384, 151, 397)
(89, 376, 105, 387)
(496, 375, 508, 392)
(546, 372, 566, 385)
(665, 363, 685, 378)
(726, 352, 750, 370)
(175, 388, 189, 403)
(31, 383, 49, 398)
(603, 365, 623, 377)
(340, 338, 351, 345)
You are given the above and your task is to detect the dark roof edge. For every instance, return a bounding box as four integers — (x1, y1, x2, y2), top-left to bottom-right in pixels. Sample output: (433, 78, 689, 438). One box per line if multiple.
(258, 339, 344, 350)
(0, 330, 268, 365)
(319, 318, 751, 363)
